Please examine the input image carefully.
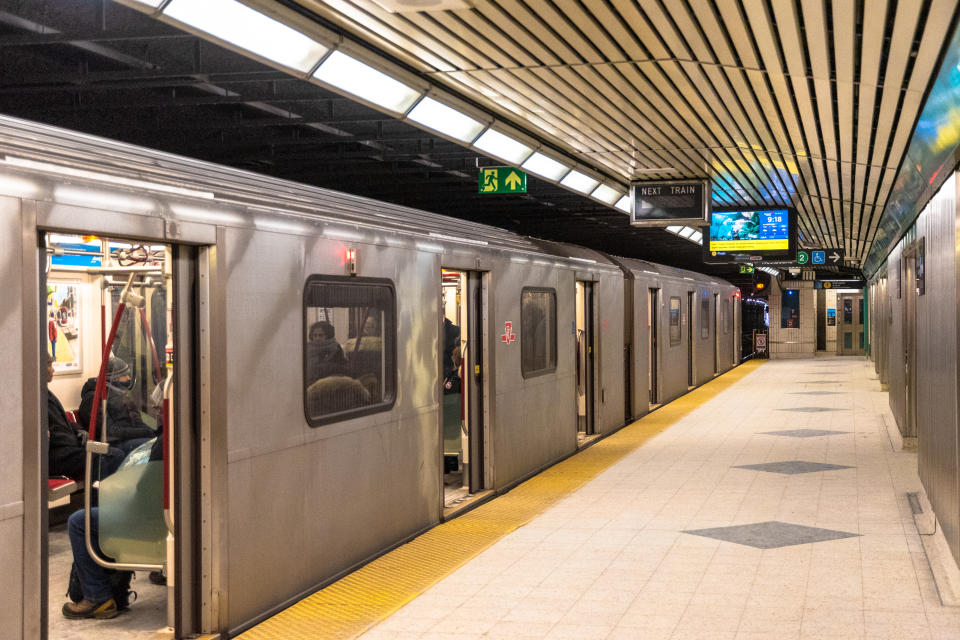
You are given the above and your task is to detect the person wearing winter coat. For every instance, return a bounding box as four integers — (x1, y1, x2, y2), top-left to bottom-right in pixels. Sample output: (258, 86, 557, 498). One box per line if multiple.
(77, 356, 155, 453)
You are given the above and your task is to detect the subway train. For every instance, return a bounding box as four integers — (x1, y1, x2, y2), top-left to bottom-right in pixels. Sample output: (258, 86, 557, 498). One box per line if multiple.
(0, 114, 740, 639)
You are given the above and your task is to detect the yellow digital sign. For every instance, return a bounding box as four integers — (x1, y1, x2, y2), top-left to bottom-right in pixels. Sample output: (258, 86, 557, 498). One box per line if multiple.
(710, 238, 789, 251)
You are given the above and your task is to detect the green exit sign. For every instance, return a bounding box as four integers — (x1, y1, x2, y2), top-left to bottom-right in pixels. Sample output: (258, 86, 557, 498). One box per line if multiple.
(739, 265, 755, 274)
(479, 167, 527, 194)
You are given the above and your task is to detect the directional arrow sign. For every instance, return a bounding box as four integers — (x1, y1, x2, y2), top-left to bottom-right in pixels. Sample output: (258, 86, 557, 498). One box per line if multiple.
(826, 249, 844, 265)
(795, 248, 844, 266)
(478, 167, 527, 194)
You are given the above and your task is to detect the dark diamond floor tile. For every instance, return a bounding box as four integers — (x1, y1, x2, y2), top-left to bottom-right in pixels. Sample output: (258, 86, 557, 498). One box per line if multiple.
(733, 460, 853, 475)
(777, 407, 843, 412)
(683, 521, 859, 549)
(790, 391, 846, 395)
(760, 429, 850, 438)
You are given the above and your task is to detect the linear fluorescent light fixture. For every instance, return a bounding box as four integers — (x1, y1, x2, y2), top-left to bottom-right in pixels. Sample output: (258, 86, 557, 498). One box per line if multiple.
(665, 225, 683, 233)
(0, 156, 214, 199)
(127, 0, 164, 6)
(313, 51, 421, 114)
(521, 152, 569, 181)
(560, 170, 599, 194)
(163, 0, 328, 74)
(690, 230, 703, 243)
(614, 195, 631, 213)
(472, 129, 533, 164)
(591, 184, 621, 204)
(678, 227, 695, 238)
(407, 97, 485, 143)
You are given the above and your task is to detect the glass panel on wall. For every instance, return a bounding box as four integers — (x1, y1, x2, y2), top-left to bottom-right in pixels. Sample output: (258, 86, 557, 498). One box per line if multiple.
(781, 290, 800, 328)
(844, 298, 853, 324)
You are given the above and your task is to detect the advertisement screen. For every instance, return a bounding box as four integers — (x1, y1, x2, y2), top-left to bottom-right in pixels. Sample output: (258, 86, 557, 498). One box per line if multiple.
(708, 209, 790, 252)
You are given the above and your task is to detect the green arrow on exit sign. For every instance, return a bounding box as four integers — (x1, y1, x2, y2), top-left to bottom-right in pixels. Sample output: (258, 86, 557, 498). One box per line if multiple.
(479, 167, 527, 194)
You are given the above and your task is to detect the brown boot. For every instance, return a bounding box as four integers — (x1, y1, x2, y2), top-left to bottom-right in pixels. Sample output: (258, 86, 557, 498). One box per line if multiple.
(62, 598, 118, 619)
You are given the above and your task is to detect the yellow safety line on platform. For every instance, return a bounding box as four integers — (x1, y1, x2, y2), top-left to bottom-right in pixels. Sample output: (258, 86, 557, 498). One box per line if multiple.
(237, 359, 766, 640)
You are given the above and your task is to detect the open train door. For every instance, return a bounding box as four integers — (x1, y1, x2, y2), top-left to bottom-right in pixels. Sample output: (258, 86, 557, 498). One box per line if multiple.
(36, 229, 207, 640)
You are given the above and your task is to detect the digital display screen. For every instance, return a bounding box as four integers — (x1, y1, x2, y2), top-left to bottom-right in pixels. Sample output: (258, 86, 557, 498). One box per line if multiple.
(708, 209, 790, 252)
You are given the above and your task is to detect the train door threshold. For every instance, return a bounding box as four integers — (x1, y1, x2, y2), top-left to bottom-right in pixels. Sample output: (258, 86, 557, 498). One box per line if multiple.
(442, 489, 494, 521)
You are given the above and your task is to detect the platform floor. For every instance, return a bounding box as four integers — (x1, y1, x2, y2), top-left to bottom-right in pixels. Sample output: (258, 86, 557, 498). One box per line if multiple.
(244, 357, 960, 639)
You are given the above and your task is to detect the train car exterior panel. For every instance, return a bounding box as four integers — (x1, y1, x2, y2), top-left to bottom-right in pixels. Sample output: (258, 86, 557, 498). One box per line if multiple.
(0, 195, 27, 639)
(596, 272, 628, 434)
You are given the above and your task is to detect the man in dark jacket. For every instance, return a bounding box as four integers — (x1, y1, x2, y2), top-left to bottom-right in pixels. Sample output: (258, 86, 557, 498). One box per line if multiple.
(78, 357, 155, 454)
(47, 354, 85, 479)
(47, 354, 125, 480)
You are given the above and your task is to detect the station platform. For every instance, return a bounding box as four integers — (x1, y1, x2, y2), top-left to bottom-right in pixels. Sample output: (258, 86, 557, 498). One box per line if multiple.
(240, 357, 959, 640)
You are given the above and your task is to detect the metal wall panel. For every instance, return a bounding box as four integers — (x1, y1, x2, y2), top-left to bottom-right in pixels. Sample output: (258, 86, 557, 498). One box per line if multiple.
(887, 244, 906, 432)
(915, 174, 959, 562)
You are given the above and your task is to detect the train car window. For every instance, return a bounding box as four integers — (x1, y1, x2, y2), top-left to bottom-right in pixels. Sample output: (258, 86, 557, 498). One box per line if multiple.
(521, 288, 557, 377)
(303, 275, 396, 426)
(669, 297, 681, 346)
(700, 296, 710, 339)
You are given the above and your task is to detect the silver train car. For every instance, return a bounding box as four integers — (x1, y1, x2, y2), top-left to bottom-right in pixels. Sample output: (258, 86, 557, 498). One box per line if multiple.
(0, 115, 739, 639)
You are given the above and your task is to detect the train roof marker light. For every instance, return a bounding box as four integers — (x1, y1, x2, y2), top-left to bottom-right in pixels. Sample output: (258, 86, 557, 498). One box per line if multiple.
(162, 0, 329, 74)
(472, 129, 534, 165)
(521, 152, 570, 181)
(614, 195, 631, 213)
(407, 97, 485, 143)
(560, 170, 599, 194)
(590, 184, 621, 205)
(313, 51, 421, 114)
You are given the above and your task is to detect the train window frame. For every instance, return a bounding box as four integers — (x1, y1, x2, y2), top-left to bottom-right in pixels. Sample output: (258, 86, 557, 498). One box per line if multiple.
(302, 275, 397, 427)
(520, 287, 558, 378)
(669, 296, 681, 346)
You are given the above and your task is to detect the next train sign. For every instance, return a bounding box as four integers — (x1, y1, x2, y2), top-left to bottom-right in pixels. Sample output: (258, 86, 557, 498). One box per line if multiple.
(630, 180, 710, 227)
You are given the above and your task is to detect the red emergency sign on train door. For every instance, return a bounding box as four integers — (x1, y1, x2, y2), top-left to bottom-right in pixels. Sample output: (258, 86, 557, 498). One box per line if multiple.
(501, 321, 516, 343)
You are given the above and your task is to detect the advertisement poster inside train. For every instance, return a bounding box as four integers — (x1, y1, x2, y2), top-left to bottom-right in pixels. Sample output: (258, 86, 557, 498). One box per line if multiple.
(47, 282, 81, 374)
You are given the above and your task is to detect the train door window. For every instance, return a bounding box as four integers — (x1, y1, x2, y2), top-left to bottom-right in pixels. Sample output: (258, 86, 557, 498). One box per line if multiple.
(843, 298, 853, 324)
(575, 282, 595, 443)
(44, 234, 177, 638)
(713, 293, 719, 374)
(723, 299, 731, 334)
(303, 276, 396, 426)
(521, 288, 557, 377)
(668, 296, 681, 346)
(700, 295, 710, 339)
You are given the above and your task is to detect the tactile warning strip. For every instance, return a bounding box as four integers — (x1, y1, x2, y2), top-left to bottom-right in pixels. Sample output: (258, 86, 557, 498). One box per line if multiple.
(237, 359, 766, 640)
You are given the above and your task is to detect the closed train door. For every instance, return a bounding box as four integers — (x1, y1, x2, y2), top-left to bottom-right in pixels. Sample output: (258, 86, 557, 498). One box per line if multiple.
(713, 293, 720, 374)
(41, 232, 202, 639)
(648, 288, 659, 407)
(440, 269, 486, 512)
(575, 281, 595, 443)
(687, 291, 695, 388)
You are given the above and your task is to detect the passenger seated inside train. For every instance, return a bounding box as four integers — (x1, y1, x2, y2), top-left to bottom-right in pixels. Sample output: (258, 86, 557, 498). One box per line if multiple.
(77, 357, 156, 455)
(46, 354, 125, 480)
(306, 321, 347, 381)
(62, 434, 163, 620)
(305, 308, 389, 416)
